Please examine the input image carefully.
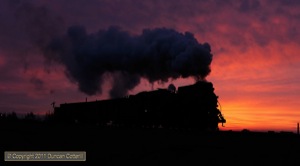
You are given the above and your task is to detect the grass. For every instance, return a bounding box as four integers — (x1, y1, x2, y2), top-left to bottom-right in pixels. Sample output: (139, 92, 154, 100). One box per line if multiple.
(1, 121, 300, 166)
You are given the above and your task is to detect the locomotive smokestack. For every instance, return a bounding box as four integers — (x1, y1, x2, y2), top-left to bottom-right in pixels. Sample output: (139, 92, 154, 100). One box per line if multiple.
(44, 26, 213, 98)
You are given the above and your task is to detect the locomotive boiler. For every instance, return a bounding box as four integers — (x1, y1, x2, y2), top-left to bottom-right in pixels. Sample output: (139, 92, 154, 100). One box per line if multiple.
(53, 81, 226, 131)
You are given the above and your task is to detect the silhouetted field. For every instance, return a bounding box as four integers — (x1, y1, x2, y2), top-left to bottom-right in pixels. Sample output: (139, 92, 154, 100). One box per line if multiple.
(1, 122, 300, 166)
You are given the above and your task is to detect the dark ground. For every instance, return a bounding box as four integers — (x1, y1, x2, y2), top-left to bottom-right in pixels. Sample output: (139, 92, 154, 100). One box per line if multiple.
(1, 122, 300, 166)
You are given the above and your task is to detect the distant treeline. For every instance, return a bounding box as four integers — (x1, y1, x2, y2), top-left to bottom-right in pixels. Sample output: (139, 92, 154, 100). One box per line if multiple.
(0, 111, 54, 123)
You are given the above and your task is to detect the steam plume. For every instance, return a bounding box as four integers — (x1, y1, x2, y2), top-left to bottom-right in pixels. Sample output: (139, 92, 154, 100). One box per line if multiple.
(45, 26, 213, 98)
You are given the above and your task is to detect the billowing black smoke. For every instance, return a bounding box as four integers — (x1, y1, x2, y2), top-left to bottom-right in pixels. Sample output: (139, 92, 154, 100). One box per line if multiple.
(45, 26, 213, 98)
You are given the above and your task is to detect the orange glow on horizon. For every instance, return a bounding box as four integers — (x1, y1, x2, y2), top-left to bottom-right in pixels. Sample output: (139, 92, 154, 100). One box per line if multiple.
(219, 99, 300, 132)
(206, 39, 300, 133)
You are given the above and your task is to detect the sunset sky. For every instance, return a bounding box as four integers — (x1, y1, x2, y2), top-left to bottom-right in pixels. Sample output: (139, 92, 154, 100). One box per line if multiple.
(1, 0, 300, 133)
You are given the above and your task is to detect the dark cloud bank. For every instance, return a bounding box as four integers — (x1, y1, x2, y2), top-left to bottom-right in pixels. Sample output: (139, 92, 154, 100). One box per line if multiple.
(45, 26, 213, 98)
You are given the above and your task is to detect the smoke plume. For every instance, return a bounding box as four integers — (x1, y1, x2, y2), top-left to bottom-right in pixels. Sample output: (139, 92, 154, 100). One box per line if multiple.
(45, 26, 213, 98)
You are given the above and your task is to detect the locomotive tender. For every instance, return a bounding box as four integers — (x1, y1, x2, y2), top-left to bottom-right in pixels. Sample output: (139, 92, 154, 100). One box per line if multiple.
(54, 81, 226, 131)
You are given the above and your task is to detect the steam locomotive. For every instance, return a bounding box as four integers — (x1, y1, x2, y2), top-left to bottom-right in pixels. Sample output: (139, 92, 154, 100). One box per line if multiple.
(53, 81, 226, 131)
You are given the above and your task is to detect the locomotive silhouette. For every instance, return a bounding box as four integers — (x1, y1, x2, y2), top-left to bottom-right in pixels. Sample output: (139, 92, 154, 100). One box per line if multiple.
(53, 81, 226, 131)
